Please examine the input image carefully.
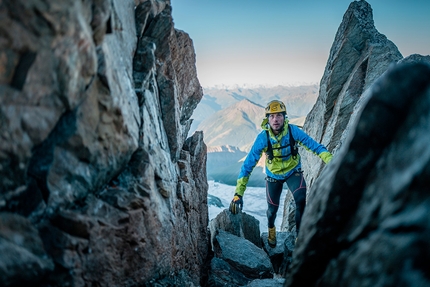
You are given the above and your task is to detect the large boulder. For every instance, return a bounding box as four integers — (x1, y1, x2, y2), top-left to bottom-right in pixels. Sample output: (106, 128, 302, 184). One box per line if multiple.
(213, 230, 273, 279)
(0, 0, 207, 286)
(209, 209, 262, 248)
(284, 60, 430, 287)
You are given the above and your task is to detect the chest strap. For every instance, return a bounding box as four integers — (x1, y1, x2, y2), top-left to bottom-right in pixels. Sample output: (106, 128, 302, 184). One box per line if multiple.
(265, 125, 298, 161)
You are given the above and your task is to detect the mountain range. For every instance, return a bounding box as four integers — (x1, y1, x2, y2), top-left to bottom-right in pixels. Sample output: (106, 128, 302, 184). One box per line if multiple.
(190, 84, 318, 135)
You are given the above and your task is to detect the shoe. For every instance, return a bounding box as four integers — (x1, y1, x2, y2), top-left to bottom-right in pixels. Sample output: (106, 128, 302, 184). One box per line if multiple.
(268, 227, 276, 247)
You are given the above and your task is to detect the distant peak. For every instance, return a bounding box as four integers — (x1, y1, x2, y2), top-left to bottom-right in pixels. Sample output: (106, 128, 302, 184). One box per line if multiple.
(207, 145, 244, 153)
(232, 99, 264, 108)
(236, 98, 264, 108)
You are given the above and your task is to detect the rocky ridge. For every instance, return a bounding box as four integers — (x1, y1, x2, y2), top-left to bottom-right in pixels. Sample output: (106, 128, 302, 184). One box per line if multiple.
(0, 0, 207, 286)
(301, 0, 403, 189)
(282, 0, 407, 232)
(285, 55, 430, 287)
(281, 1, 430, 286)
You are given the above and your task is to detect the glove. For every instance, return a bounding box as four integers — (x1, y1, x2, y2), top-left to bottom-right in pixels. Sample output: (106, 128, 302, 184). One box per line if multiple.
(229, 193, 243, 214)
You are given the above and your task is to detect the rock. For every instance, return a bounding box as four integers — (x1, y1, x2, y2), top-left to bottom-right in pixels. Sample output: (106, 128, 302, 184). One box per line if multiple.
(261, 231, 295, 274)
(208, 257, 252, 287)
(142, 270, 199, 287)
(284, 61, 430, 286)
(209, 209, 261, 249)
(213, 230, 273, 279)
(398, 53, 430, 65)
(247, 278, 285, 287)
(0, 0, 207, 286)
(278, 232, 296, 277)
(301, 0, 403, 189)
(208, 194, 224, 208)
(282, 0, 404, 233)
(0, 212, 54, 286)
(142, 5, 203, 162)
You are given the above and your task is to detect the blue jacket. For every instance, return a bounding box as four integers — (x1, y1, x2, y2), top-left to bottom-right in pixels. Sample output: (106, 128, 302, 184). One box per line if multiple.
(235, 119, 332, 196)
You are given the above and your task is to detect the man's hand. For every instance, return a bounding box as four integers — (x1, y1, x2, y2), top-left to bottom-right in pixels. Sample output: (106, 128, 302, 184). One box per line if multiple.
(229, 193, 243, 214)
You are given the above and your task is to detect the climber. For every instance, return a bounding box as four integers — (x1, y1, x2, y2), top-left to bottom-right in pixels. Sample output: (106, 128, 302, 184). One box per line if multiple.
(229, 100, 333, 247)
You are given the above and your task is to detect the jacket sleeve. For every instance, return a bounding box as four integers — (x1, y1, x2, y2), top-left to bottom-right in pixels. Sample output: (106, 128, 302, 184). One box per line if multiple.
(292, 125, 333, 164)
(234, 132, 266, 196)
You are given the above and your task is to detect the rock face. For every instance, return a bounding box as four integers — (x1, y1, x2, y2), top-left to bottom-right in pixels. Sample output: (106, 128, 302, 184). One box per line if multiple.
(261, 231, 295, 275)
(280, 2, 430, 286)
(209, 209, 262, 249)
(285, 59, 430, 287)
(213, 230, 273, 279)
(281, 0, 404, 233)
(0, 0, 207, 286)
(301, 0, 403, 189)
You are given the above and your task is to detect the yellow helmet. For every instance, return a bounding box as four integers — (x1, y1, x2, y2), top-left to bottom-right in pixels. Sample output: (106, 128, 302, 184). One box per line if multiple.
(265, 100, 287, 116)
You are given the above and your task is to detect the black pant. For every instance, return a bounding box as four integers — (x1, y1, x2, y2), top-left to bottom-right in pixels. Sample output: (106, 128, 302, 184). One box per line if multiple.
(266, 171, 307, 234)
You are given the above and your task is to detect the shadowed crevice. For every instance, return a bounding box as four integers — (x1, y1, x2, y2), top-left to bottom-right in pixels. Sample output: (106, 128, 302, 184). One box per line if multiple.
(10, 51, 37, 91)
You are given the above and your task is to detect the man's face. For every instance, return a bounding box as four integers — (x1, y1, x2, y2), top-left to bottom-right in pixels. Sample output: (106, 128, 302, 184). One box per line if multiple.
(268, 113, 285, 134)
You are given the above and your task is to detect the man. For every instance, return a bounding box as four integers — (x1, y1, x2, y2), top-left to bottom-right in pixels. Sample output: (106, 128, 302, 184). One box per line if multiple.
(229, 100, 332, 247)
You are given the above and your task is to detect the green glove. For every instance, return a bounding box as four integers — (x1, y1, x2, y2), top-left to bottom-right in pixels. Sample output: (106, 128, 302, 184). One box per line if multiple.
(229, 193, 243, 214)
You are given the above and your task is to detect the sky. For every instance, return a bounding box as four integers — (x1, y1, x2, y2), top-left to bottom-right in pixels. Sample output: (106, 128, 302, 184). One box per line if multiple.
(171, 0, 430, 88)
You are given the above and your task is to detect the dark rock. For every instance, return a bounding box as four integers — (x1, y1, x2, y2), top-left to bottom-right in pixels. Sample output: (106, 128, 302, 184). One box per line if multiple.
(261, 231, 295, 274)
(0, 0, 207, 286)
(209, 209, 261, 249)
(0, 212, 54, 286)
(301, 0, 403, 190)
(208, 257, 252, 287)
(285, 61, 430, 287)
(208, 194, 224, 208)
(143, 5, 203, 162)
(278, 232, 296, 277)
(282, 0, 404, 235)
(214, 230, 273, 279)
(247, 278, 285, 287)
(142, 269, 199, 287)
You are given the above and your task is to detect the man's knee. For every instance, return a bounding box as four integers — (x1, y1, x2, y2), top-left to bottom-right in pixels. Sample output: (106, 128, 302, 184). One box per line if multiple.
(267, 205, 278, 218)
(293, 188, 306, 208)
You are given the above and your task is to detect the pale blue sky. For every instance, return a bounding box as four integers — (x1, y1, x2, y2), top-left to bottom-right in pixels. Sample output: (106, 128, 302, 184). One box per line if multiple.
(171, 0, 430, 87)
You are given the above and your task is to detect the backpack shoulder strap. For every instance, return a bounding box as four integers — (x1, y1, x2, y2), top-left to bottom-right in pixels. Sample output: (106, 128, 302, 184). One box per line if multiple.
(265, 130, 274, 160)
(288, 125, 298, 158)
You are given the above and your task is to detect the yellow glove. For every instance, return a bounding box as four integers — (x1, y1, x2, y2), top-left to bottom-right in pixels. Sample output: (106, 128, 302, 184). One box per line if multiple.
(320, 151, 333, 164)
(229, 193, 243, 214)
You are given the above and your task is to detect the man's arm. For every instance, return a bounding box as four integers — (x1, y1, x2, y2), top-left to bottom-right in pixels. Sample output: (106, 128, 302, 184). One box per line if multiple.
(291, 125, 333, 164)
(234, 132, 266, 196)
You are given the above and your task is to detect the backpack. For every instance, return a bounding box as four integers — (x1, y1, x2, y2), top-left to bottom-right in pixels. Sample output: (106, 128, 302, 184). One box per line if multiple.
(265, 124, 298, 162)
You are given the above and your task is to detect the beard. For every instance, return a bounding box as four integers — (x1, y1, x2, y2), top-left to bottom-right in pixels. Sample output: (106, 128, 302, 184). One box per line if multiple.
(270, 122, 284, 133)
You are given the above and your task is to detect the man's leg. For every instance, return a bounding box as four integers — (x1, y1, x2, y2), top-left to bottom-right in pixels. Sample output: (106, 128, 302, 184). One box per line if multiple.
(266, 178, 284, 228)
(286, 171, 307, 234)
(266, 177, 284, 247)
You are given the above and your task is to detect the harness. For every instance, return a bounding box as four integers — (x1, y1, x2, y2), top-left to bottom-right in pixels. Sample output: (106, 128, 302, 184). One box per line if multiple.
(265, 124, 298, 163)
